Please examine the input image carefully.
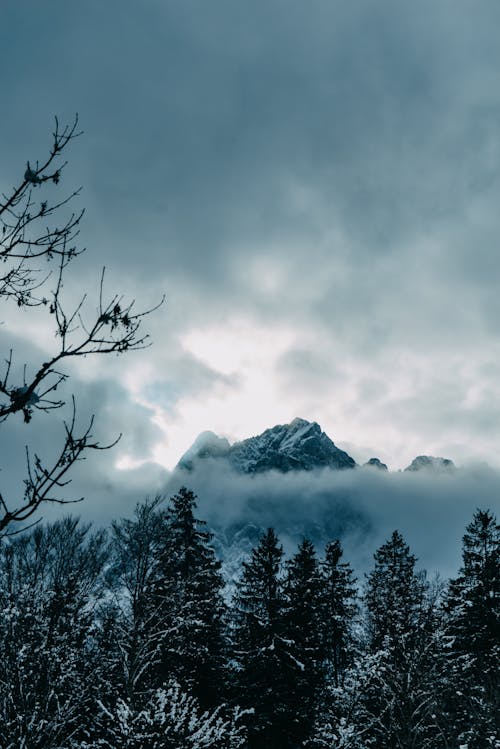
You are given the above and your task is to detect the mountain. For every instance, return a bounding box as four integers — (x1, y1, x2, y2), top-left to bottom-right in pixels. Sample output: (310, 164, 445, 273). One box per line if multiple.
(404, 455, 456, 473)
(173, 419, 459, 582)
(178, 419, 457, 476)
(364, 457, 388, 471)
(179, 431, 231, 471)
(178, 417, 357, 473)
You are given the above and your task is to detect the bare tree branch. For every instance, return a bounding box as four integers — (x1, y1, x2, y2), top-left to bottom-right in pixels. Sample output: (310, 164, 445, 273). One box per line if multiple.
(0, 117, 163, 536)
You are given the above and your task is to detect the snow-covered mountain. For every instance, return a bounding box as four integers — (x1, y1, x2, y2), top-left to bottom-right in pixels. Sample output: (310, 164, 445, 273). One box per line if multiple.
(173, 419, 458, 582)
(178, 417, 356, 473)
(178, 418, 456, 477)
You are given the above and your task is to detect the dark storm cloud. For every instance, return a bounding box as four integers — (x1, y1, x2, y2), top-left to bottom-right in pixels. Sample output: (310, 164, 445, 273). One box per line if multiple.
(3, 0, 500, 299)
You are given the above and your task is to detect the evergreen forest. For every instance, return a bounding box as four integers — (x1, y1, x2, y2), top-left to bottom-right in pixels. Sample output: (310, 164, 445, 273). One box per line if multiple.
(0, 488, 498, 749)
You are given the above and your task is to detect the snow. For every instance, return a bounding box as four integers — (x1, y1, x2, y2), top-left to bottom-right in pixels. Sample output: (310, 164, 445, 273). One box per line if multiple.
(177, 418, 358, 474)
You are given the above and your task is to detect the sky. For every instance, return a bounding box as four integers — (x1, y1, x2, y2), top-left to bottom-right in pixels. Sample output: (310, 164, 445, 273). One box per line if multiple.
(1, 1, 500, 569)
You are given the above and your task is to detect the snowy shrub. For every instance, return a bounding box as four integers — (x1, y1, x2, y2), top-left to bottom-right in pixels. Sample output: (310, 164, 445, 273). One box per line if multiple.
(82, 680, 248, 749)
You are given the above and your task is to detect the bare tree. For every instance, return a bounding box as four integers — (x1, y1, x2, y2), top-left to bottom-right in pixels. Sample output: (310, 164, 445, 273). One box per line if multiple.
(0, 116, 163, 535)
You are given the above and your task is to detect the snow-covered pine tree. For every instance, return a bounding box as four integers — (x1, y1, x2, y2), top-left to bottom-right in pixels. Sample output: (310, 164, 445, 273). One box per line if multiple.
(446, 509, 500, 748)
(365, 530, 425, 653)
(449, 508, 499, 670)
(231, 527, 291, 749)
(313, 531, 451, 749)
(306, 540, 358, 748)
(0, 518, 108, 748)
(147, 487, 227, 708)
(282, 538, 325, 747)
(319, 539, 357, 688)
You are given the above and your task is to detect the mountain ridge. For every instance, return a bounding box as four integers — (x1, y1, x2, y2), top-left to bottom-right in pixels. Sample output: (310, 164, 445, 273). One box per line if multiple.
(177, 418, 456, 474)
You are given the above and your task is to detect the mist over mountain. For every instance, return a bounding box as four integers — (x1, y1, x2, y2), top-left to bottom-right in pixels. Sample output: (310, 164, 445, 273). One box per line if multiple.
(167, 419, 498, 580)
(404, 455, 456, 473)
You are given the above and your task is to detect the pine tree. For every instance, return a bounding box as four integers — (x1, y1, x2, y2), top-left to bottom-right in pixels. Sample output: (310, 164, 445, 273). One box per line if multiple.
(446, 509, 500, 748)
(365, 530, 425, 653)
(449, 509, 499, 665)
(335, 530, 450, 749)
(231, 527, 291, 749)
(319, 539, 357, 688)
(148, 487, 227, 707)
(307, 540, 358, 748)
(282, 538, 325, 747)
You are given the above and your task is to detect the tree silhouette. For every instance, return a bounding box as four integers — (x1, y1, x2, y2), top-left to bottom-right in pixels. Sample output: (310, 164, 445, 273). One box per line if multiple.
(447, 509, 500, 747)
(0, 116, 163, 535)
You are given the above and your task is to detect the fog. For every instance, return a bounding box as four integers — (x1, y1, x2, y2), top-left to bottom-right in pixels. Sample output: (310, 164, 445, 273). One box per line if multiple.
(166, 459, 500, 579)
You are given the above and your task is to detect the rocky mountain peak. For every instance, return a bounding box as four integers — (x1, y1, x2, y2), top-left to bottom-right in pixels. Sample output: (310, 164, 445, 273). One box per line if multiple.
(178, 430, 230, 471)
(177, 421, 457, 477)
(178, 418, 356, 474)
(364, 457, 388, 471)
(404, 455, 456, 473)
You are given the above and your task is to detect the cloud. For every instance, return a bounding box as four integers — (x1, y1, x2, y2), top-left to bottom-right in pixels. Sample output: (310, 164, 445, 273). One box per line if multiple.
(3, 0, 500, 486)
(165, 459, 500, 580)
(1, 326, 497, 582)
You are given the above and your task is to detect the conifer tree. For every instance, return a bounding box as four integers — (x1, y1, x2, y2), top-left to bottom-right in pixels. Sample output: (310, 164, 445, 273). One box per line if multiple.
(231, 527, 291, 749)
(446, 509, 500, 747)
(449, 509, 499, 667)
(307, 540, 358, 748)
(282, 538, 325, 747)
(149, 487, 227, 707)
(365, 530, 425, 653)
(319, 539, 357, 688)
(318, 530, 450, 749)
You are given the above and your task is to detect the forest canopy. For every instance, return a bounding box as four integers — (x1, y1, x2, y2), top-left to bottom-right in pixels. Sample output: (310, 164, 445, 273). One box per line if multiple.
(0, 491, 498, 748)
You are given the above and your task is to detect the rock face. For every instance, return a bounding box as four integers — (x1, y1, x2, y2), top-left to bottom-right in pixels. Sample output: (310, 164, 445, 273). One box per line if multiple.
(177, 420, 457, 477)
(174, 423, 459, 584)
(404, 455, 456, 473)
(178, 431, 231, 471)
(178, 417, 356, 473)
(364, 457, 388, 471)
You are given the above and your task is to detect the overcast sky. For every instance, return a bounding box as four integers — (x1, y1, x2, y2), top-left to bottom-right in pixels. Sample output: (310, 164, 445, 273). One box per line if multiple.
(1, 1, 500, 555)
